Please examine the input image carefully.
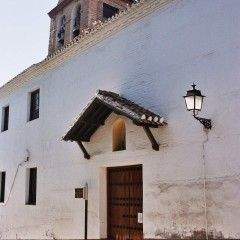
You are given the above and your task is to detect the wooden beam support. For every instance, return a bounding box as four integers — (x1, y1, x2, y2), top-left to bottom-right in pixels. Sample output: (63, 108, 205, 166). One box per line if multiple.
(77, 141, 91, 159)
(143, 126, 159, 151)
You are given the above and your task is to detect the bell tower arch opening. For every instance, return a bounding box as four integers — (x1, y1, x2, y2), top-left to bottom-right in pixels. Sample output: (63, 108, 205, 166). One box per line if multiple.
(72, 4, 81, 39)
(57, 15, 66, 48)
(48, 0, 134, 55)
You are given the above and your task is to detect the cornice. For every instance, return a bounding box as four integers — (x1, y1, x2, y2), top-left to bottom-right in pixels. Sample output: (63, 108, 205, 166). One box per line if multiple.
(48, 0, 74, 18)
(0, 0, 175, 99)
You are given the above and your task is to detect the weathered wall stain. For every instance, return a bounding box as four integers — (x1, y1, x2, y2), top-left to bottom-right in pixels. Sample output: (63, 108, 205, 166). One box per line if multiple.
(155, 229, 225, 239)
(146, 176, 240, 239)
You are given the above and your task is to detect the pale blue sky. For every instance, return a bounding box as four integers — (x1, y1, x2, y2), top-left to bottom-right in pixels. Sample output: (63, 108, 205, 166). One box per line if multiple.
(0, 0, 57, 87)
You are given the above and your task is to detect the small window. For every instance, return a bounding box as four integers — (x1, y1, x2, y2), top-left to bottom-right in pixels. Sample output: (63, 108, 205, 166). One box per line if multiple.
(103, 3, 119, 20)
(26, 168, 37, 205)
(113, 119, 126, 151)
(1, 106, 9, 132)
(29, 89, 40, 121)
(0, 172, 6, 203)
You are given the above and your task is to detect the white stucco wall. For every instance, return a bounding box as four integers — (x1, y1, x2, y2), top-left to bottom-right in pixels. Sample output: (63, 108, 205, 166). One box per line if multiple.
(0, 0, 240, 239)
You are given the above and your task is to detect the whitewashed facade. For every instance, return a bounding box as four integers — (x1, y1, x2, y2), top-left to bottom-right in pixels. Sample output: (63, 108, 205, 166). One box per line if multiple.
(0, 0, 240, 239)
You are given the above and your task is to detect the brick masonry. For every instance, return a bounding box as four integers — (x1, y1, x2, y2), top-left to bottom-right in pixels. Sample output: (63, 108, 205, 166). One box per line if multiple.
(48, 0, 131, 54)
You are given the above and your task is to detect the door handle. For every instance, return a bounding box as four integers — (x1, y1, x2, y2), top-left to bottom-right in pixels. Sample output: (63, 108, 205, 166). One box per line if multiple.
(137, 212, 143, 224)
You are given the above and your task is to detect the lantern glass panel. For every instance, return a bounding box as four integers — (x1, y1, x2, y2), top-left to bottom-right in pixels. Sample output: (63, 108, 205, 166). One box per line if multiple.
(195, 95, 203, 111)
(184, 95, 195, 111)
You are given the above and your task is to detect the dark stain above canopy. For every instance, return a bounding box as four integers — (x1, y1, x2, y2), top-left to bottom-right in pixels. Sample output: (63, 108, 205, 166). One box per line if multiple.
(63, 90, 166, 142)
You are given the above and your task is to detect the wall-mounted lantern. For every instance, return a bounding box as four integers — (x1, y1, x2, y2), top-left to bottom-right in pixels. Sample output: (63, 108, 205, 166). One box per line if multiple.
(184, 84, 212, 129)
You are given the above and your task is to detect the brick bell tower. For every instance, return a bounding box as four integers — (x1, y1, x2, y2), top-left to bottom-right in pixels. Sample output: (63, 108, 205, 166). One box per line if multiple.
(48, 0, 136, 55)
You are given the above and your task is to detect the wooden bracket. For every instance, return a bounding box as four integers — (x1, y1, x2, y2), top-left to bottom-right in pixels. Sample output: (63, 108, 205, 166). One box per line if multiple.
(143, 126, 159, 151)
(77, 141, 91, 159)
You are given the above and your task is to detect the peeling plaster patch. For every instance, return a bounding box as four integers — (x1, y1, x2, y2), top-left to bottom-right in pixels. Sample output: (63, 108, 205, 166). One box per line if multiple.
(205, 178, 240, 237)
(146, 179, 204, 202)
(149, 178, 203, 190)
(155, 228, 225, 239)
(157, 183, 176, 193)
(146, 177, 240, 239)
(147, 211, 166, 219)
(45, 229, 57, 240)
(146, 179, 205, 238)
(206, 181, 223, 190)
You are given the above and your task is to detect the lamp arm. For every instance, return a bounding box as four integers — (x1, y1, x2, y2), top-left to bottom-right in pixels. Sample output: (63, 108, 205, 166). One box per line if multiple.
(194, 116, 212, 129)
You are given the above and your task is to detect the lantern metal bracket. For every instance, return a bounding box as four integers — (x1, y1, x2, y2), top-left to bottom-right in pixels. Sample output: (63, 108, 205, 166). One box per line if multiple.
(194, 116, 212, 129)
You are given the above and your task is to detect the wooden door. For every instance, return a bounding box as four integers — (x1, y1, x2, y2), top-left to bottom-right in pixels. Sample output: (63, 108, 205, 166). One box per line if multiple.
(107, 165, 143, 240)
